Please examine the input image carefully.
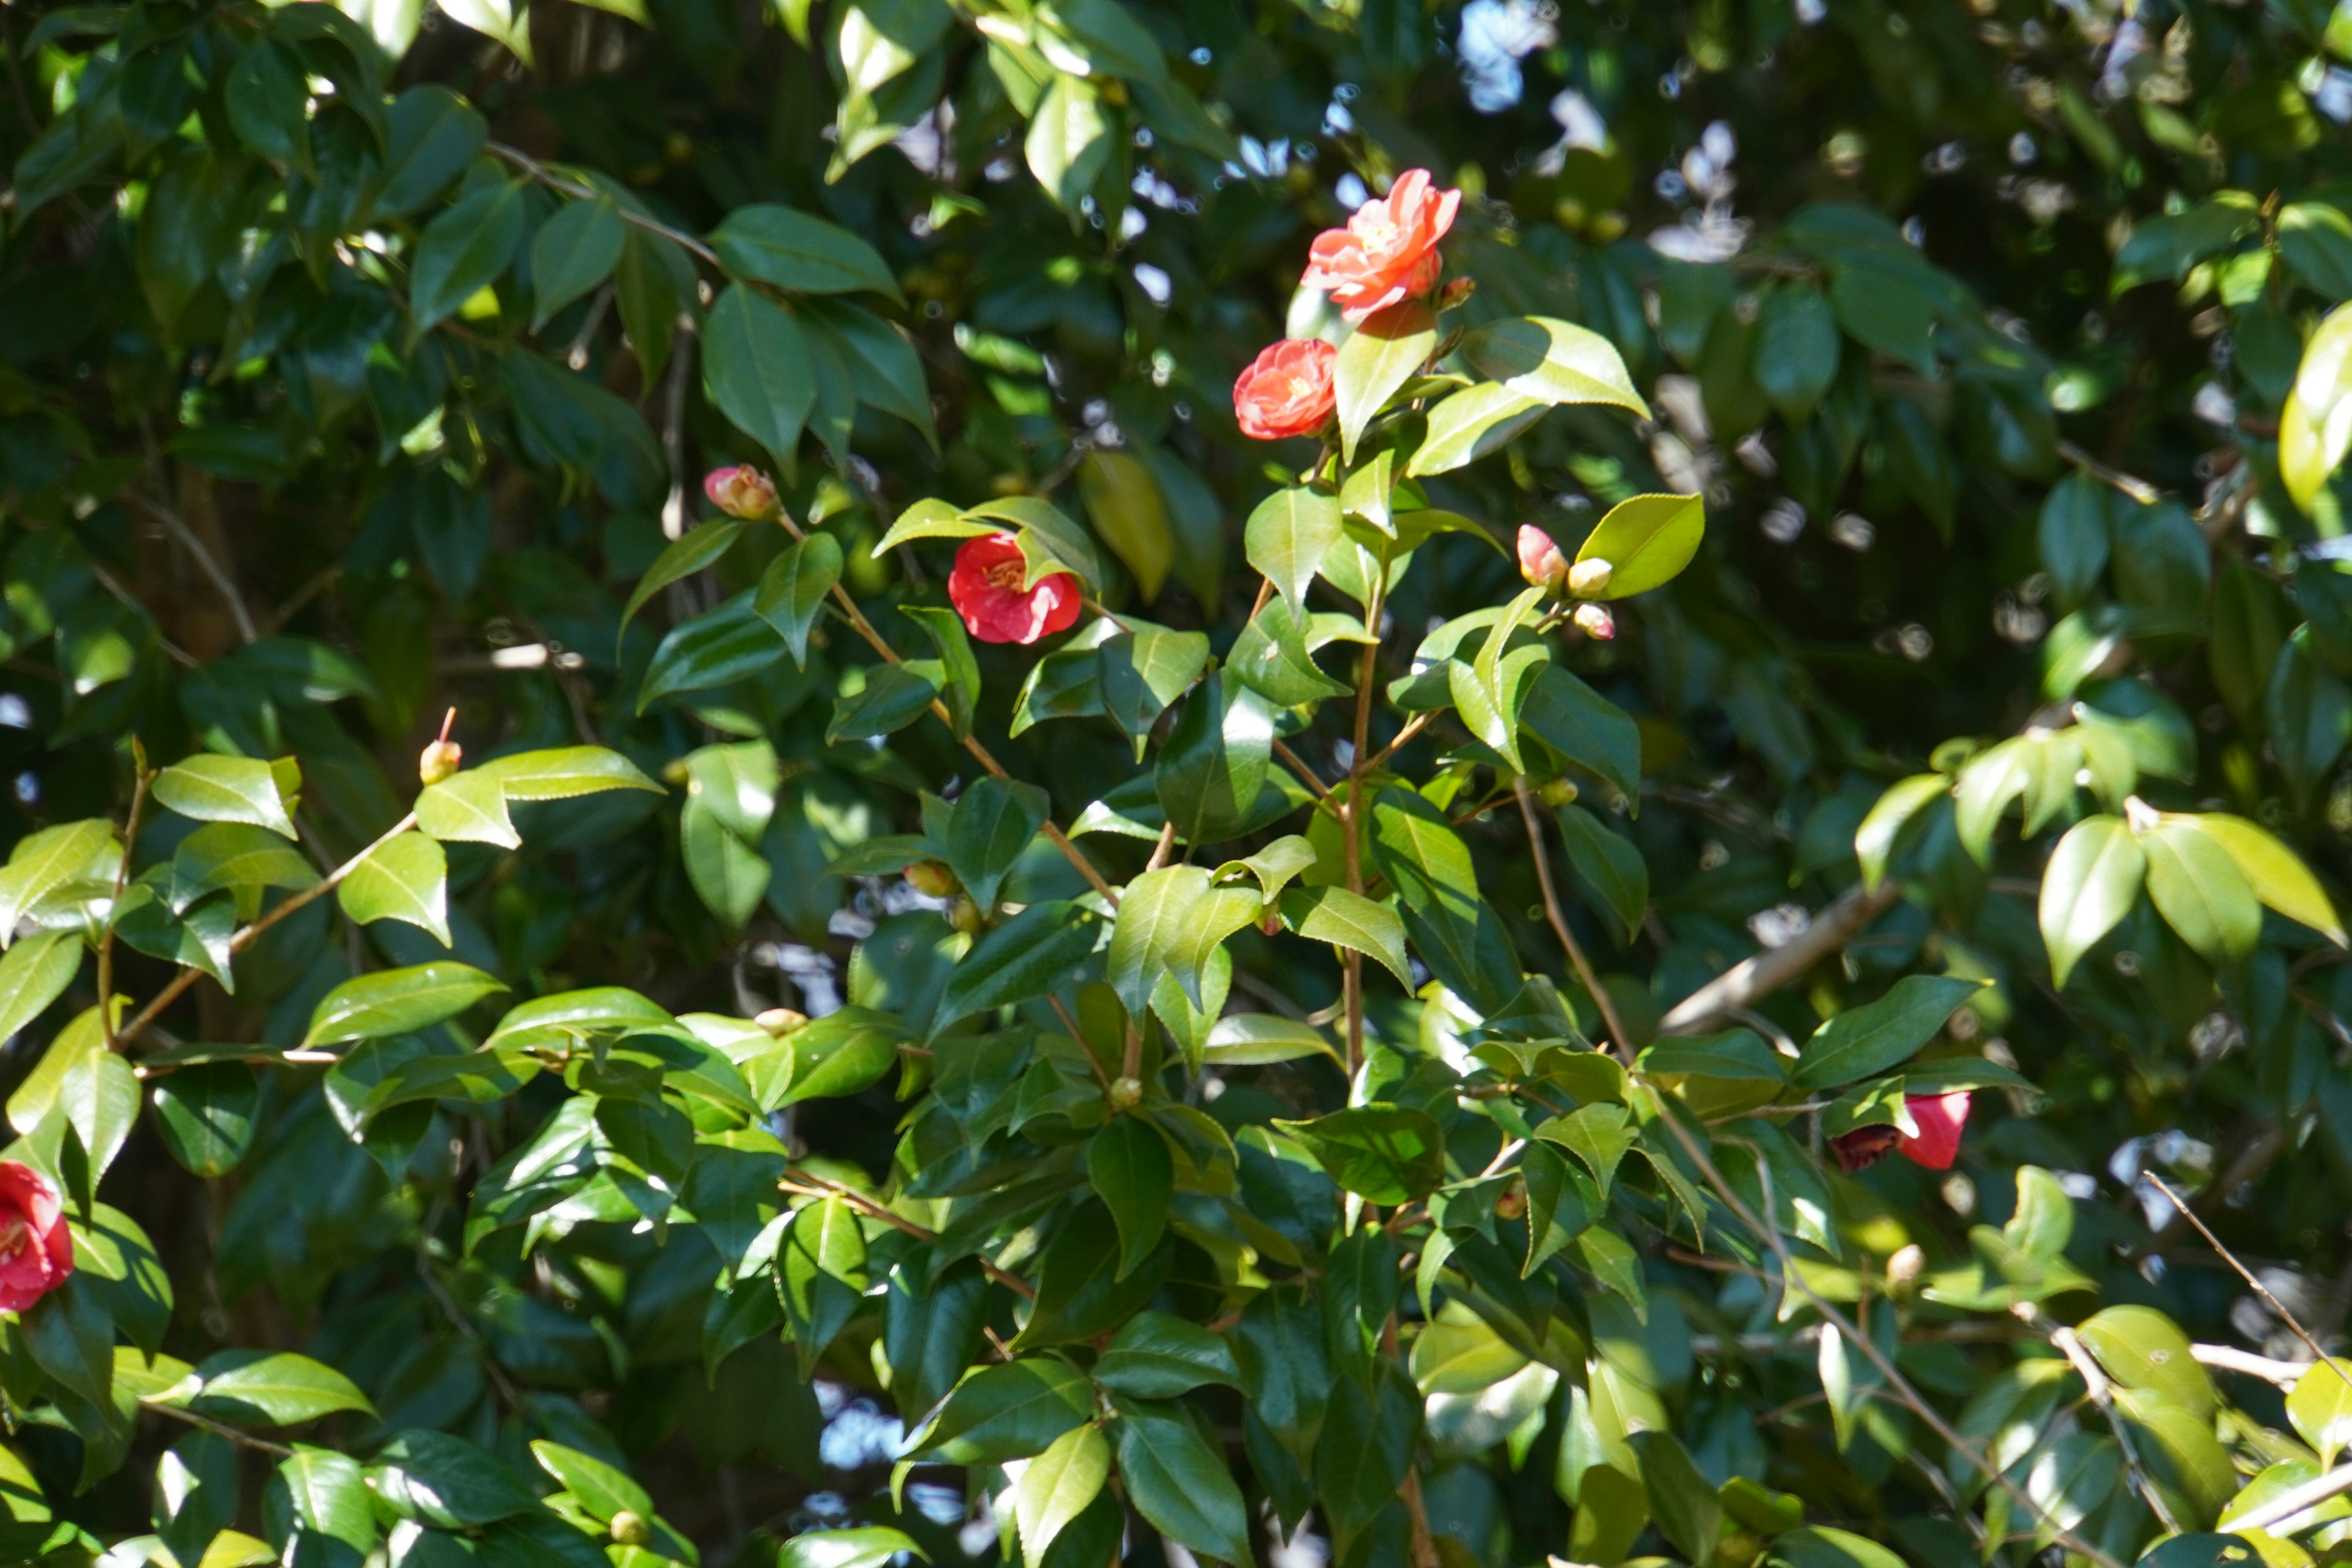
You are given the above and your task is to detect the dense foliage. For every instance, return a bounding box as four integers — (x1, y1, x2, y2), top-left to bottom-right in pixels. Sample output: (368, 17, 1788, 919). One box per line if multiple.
(15, 0, 2352, 1566)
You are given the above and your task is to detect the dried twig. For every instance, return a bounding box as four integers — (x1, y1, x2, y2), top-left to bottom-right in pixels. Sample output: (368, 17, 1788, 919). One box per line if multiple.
(1657, 880, 1904, 1035)
(2144, 1173, 2352, 1388)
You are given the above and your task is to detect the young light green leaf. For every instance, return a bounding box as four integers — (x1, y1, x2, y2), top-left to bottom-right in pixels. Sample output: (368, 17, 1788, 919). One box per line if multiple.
(336, 831, 450, 945)
(1245, 487, 1343, 620)
(2193, 813, 2345, 944)
(2286, 1358, 2352, 1466)
(2282, 302, 2352, 512)
(1575, 493, 1705, 600)
(0, 820, 118, 944)
(303, 962, 507, 1046)
(1012, 1423, 1108, 1568)
(2138, 815, 2263, 962)
(1407, 382, 1547, 477)
(415, 770, 518, 848)
(1856, 773, 1949, 891)
(152, 754, 297, 838)
(1460, 314, 1649, 416)
(157, 1351, 375, 1425)
(168, 822, 319, 913)
(2040, 815, 2146, 988)
(0, 932, 80, 1046)
(1280, 884, 1411, 986)
(475, 745, 662, 800)
(1335, 301, 1436, 461)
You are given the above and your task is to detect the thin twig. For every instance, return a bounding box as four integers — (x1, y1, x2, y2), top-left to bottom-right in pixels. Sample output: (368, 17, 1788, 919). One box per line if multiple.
(1513, 775, 1636, 1063)
(780, 1172, 1036, 1299)
(1657, 880, 1904, 1035)
(2056, 439, 2162, 508)
(127, 492, 258, 645)
(2144, 1174, 2352, 1387)
(89, 564, 197, 667)
(113, 812, 418, 1050)
(1362, 709, 1436, 774)
(1270, 739, 1335, 802)
(2045, 1314, 2186, 1534)
(484, 141, 723, 270)
(143, 1400, 295, 1457)
(97, 757, 151, 1051)
(1341, 572, 1389, 1075)
(2228, 1461, 2352, 1536)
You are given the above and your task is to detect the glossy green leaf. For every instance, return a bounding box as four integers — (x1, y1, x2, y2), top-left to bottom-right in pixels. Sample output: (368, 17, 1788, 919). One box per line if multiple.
(1336, 301, 1436, 460)
(935, 902, 1099, 1027)
(1408, 382, 1547, 476)
(1112, 1398, 1254, 1567)
(149, 1062, 260, 1178)
(1154, 670, 1275, 848)
(1274, 1103, 1446, 1204)
(704, 284, 816, 467)
(2139, 815, 2263, 962)
(1574, 492, 1705, 600)
(1552, 802, 1648, 940)
(1013, 1202, 1167, 1351)
(337, 831, 450, 944)
(303, 962, 507, 1046)
(2286, 1358, 2352, 1466)
(1461, 313, 1649, 416)
(153, 754, 296, 838)
(528, 196, 624, 330)
(908, 1359, 1093, 1464)
(168, 822, 318, 913)
(1092, 1311, 1242, 1399)
(0, 932, 80, 1045)
(945, 775, 1048, 913)
(619, 520, 744, 642)
(1012, 1423, 1107, 1568)
(711, 204, 902, 299)
(1087, 1117, 1173, 1280)
(1244, 487, 1343, 620)
(1792, 974, 1983, 1088)
(159, 1351, 374, 1426)
(753, 532, 845, 669)
(409, 179, 526, 337)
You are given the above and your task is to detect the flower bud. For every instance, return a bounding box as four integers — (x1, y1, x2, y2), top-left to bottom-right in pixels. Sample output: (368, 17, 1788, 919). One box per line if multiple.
(755, 1007, 808, 1037)
(1567, 557, 1614, 598)
(1109, 1076, 1144, 1109)
(1572, 603, 1616, 641)
(418, 709, 462, 785)
(905, 861, 959, 899)
(703, 464, 778, 520)
(1494, 1182, 1528, 1221)
(1517, 525, 1567, 594)
(1436, 276, 1477, 311)
(1538, 777, 1580, 807)
(610, 1512, 652, 1547)
(1260, 910, 1283, 937)
(1886, 1243, 1926, 1292)
(947, 895, 984, 934)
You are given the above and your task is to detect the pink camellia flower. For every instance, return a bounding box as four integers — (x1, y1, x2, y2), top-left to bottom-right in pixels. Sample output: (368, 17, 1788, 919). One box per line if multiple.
(0, 1162, 73, 1313)
(947, 533, 1082, 645)
(1302, 169, 1462, 322)
(1831, 1091, 1973, 1174)
(1571, 603, 1616, 641)
(1518, 525, 1567, 592)
(1234, 339, 1339, 440)
(704, 465, 777, 520)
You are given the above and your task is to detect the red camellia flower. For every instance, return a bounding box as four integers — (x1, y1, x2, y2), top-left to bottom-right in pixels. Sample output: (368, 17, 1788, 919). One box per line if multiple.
(1831, 1091, 1973, 1174)
(704, 465, 777, 520)
(0, 1162, 72, 1313)
(948, 533, 1082, 645)
(1233, 339, 1339, 440)
(1302, 168, 1462, 322)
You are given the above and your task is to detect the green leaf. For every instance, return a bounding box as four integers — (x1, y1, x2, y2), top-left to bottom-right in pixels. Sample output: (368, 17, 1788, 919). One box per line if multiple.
(272, 1447, 377, 1559)
(1536, 1102, 1637, 1199)
(158, 1351, 374, 1426)
(935, 902, 1098, 1027)
(415, 771, 518, 849)
(1154, 670, 1276, 848)
(1855, 773, 1948, 891)
(749, 1006, 904, 1108)
(1552, 802, 1648, 940)
(0, 820, 117, 943)
(1099, 621, 1213, 749)
(165, 822, 318, 914)
(2282, 202, 2352, 300)
(2286, 1359, 2352, 1466)
(224, 39, 311, 173)
(150, 1062, 260, 1178)
(1280, 885, 1411, 986)
(1112, 1398, 1255, 1567)
(779, 1527, 928, 1568)
(639, 593, 790, 712)
(337, 831, 450, 945)
(1575, 492, 1705, 600)
(371, 86, 486, 217)
(1408, 382, 1547, 477)
(1766, 1525, 1910, 1568)
(1013, 1202, 1167, 1351)
(2138, 815, 2263, 962)
(1227, 595, 1351, 709)
(1010, 1423, 1106, 1568)
(620, 520, 744, 643)
(684, 794, 771, 928)
(1274, 1103, 1446, 1205)
(528, 196, 624, 330)
(1792, 974, 1983, 1088)
(1460, 314, 1649, 417)
(1336, 301, 1437, 461)
(908, 1359, 1094, 1464)
(1092, 1311, 1242, 1398)
(2038, 815, 2146, 988)
(1368, 785, 1523, 1014)
(0, 933, 80, 1045)
(1077, 451, 1173, 601)
(152, 755, 297, 839)
(303, 962, 507, 1046)
(475, 746, 661, 801)
(1752, 287, 1841, 423)
(2283, 302, 2352, 511)
(1310, 1364, 1420, 1556)
(704, 284, 816, 467)
(778, 1194, 869, 1375)
(711, 204, 902, 300)
(753, 532, 845, 669)
(1244, 488, 1343, 621)
(1025, 74, 1110, 209)
(1522, 1139, 1598, 1272)
(1521, 666, 1642, 798)
(369, 1431, 540, 1528)
(1630, 1430, 1722, 1565)
(1107, 866, 1254, 1020)
(528, 1442, 650, 1525)
(2194, 813, 2346, 944)
(1087, 1117, 1173, 1280)
(1638, 1028, 1789, 1082)
(945, 775, 1047, 913)
(1202, 1014, 1340, 1066)
(2076, 1305, 2217, 1416)
(409, 179, 526, 337)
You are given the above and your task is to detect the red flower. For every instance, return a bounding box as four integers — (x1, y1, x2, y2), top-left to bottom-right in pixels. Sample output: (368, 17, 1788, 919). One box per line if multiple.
(1234, 339, 1339, 440)
(1302, 169, 1462, 322)
(1517, 525, 1566, 591)
(1831, 1091, 1973, 1174)
(948, 533, 1082, 645)
(0, 1163, 72, 1313)
(704, 465, 777, 520)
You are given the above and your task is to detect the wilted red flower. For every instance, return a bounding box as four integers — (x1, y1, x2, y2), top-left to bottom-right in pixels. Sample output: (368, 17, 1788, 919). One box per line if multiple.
(1518, 525, 1566, 592)
(1831, 1091, 1973, 1174)
(0, 1162, 72, 1312)
(948, 533, 1082, 645)
(1234, 339, 1338, 440)
(704, 465, 777, 519)
(1302, 169, 1461, 322)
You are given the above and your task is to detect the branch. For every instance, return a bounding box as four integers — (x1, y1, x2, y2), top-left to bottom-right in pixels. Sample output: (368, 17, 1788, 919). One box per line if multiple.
(2228, 1460, 2352, 1536)
(2056, 439, 2162, 508)
(143, 1400, 295, 1457)
(97, 758, 151, 1050)
(1513, 775, 1637, 1063)
(1657, 880, 1904, 1036)
(2045, 1316, 2186, 1535)
(484, 141, 723, 270)
(2144, 1174, 2352, 1389)
(780, 1172, 1036, 1300)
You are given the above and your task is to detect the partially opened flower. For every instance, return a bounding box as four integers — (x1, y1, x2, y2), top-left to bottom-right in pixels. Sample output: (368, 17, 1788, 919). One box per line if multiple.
(1831, 1091, 1973, 1174)
(1234, 339, 1338, 440)
(0, 1161, 72, 1313)
(948, 533, 1082, 645)
(1302, 168, 1462, 322)
(704, 465, 777, 519)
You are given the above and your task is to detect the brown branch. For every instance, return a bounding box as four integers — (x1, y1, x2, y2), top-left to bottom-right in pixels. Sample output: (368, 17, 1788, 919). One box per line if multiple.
(2056, 439, 2161, 508)
(1513, 776, 1636, 1063)
(780, 1174, 1036, 1299)
(2045, 1315, 2186, 1535)
(2144, 1174, 2352, 1388)
(1656, 880, 1904, 1036)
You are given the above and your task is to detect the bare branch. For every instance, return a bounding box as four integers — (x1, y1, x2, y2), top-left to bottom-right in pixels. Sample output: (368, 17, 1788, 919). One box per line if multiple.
(1658, 880, 1904, 1036)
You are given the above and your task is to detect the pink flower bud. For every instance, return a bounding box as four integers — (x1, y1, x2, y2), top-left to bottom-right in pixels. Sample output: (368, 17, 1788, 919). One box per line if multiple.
(1572, 603, 1616, 640)
(1567, 557, 1613, 598)
(1517, 526, 1567, 592)
(704, 465, 778, 520)
(418, 708, 462, 785)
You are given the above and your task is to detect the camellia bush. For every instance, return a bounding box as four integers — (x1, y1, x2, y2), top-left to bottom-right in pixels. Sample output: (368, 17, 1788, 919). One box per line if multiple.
(21, 0, 2352, 1565)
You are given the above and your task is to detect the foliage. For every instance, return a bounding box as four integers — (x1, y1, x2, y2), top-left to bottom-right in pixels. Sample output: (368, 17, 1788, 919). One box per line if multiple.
(11, 0, 2352, 1566)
